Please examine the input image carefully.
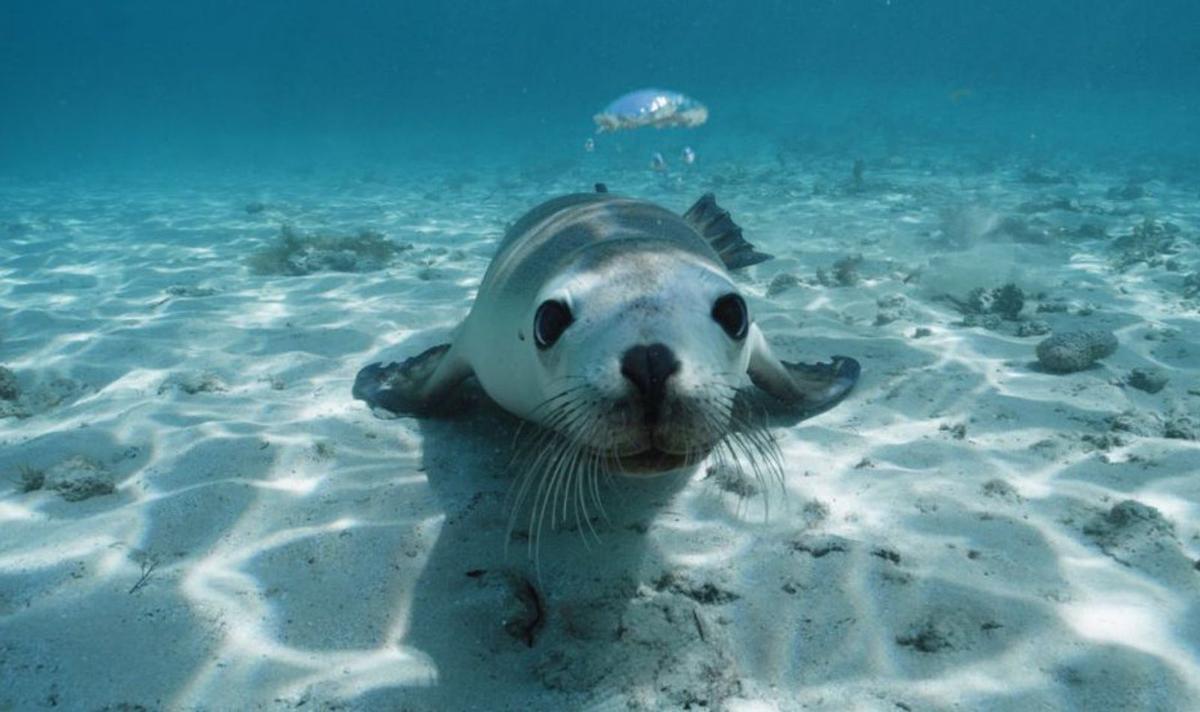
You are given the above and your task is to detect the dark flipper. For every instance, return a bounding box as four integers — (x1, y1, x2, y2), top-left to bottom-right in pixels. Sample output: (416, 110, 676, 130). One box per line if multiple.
(745, 345, 860, 423)
(682, 193, 773, 269)
(352, 343, 471, 416)
(775, 356, 860, 418)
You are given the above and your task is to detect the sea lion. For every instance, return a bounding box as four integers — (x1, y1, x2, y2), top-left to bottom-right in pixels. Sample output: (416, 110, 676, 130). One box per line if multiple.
(353, 190, 859, 520)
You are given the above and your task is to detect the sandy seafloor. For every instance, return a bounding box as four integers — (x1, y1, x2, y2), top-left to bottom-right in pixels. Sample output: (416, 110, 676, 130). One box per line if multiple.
(2, 142, 1200, 712)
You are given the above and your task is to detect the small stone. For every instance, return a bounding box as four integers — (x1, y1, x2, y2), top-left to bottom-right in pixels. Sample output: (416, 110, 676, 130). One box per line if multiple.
(1106, 410, 1156, 436)
(801, 499, 830, 526)
(990, 283, 1025, 320)
(1020, 168, 1066, 185)
(1083, 499, 1174, 548)
(1163, 416, 1196, 441)
(790, 536, 849, 558)
(912, 327, 932, 339)
(1073, 222, 1107, 239)
(1183, 273, 1200, 298)
(1037, 299, 1070, 314)
(0, 366, 18, 401)
(981, 478, 1022, 502)
(18, 465, 45, 493)
(653, 571, 740, 605)
(704, 463, 758, 497)
(1144, 326, 1179, 341)
(1081, 432, 1126, 451)
(872, 548, 902, 564)
(766, 273, 801, 297)
(939, 422, 967, 440)
(1127, 368, 1168, 394)
(1016, 320, 1050, 337)
(821, 254, 862, 287)
(52, 477, 115, 502)
(875, 309, 903, 326)
(45, 456, 115, 502)
(897, 619, 955, 653)
(159, 371, 227, 395)
(164, 285, 218, 298)
(1106, 183, 1146, 201)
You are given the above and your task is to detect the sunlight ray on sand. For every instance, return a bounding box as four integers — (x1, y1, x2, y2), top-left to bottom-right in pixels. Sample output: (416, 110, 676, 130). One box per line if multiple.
(175, 515, 441, 707)
(1061, 598, 1200, 680)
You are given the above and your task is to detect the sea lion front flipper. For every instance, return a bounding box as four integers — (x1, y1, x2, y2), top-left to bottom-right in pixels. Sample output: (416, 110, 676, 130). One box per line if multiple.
(352, 343, 473, 416)
(746, 333, 859, 419)
(682, 193, 773, 270)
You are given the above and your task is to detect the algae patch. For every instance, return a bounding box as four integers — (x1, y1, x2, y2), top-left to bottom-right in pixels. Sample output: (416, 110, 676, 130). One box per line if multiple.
(248, 225, 413, 275)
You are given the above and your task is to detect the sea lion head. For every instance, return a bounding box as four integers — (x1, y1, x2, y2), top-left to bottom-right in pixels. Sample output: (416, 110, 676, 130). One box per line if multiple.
(525, 243, 756, 476)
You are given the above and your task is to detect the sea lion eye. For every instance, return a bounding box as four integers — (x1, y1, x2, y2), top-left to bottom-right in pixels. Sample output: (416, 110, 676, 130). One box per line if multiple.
(534, 300, 573, 349)
(712, 293, 748, 340)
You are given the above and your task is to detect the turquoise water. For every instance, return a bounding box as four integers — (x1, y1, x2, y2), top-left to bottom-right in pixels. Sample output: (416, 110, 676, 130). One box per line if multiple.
(2, 1, 1196, 176)
(2, 3, 1200, 711)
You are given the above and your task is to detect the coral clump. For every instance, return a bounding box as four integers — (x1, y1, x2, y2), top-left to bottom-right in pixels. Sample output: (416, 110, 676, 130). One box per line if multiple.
(1035, 330, 1118, 373)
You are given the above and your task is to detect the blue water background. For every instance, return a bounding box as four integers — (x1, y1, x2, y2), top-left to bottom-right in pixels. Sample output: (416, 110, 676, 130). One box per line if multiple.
(1, 1, 1197, 179)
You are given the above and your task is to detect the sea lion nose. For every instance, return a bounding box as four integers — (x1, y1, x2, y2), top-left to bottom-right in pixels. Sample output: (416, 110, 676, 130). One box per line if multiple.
(620, 343, 680, 424)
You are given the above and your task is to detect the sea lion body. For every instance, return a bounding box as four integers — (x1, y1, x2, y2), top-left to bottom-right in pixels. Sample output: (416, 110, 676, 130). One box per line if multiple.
(354, 191, 858, 476)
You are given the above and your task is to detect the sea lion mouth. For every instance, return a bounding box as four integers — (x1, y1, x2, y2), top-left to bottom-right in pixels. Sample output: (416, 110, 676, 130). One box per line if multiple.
(614, 447, 703, 476)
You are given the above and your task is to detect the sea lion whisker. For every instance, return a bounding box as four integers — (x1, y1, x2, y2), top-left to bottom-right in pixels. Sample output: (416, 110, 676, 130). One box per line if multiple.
(726, 411, 785, 518)
(542, 406, 594, 534)
(717, 420, 769, 508)
(679, 400, 719, 469)
(554, 417, 590, 530)
(525, 385, 590, 421)
(509, 424, 560, 492)
(739, 397, 785, 487)
(544, 421, 583, 531)
(507, 417, 563, 472)
(701, 415, 758, 510)
(530, 434, 578, 572)
(585, 443, 611, 527)
(526, 430, 570, 546)
(571, 414, 608, 544)
(584, 448, 608, 536)
(733, 430, 772, 521)
(704, 436, 749, 517)
(505, 401, 590, 537)
(692, 399, 731, 448)
(564, 436, 596, 547)
(506, 426, 569, 554)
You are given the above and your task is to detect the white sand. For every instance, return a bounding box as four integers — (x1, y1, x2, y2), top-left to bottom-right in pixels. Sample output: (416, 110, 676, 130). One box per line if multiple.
(2, 153, 1199, 711)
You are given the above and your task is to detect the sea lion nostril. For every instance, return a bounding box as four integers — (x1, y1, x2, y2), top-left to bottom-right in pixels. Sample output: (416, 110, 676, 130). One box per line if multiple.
(620, 343, 680, 422)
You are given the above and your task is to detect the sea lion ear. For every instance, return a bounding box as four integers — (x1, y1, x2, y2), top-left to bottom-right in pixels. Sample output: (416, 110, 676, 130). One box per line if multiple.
(745, 330, 860, 419)
(683, 193, 774, 270)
